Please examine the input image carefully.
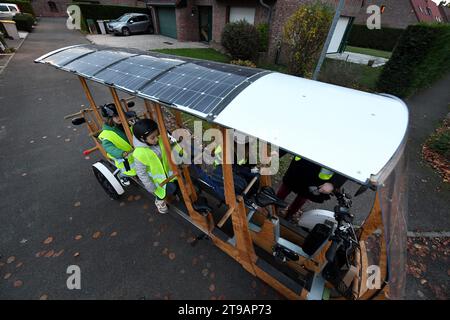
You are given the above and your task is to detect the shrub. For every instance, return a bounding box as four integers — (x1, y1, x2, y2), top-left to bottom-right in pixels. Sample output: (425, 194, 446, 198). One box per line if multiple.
(256, 23, 269, 52)
(377, 23, 450, 97)
(13, 13, 35, 32)
(283, 2, 333, 77)
(5, 1, 35, 17)
(221, 20, 260, 61)
(230, 59, 256, 68)
(347, 24, 404, 52)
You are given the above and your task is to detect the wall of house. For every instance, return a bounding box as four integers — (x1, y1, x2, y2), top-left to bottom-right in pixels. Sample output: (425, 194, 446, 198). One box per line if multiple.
(31, 0, 144, 18)
(353, 0, 419, 29)
(267, 0, 363, 64)
(410, 0, 444, 23)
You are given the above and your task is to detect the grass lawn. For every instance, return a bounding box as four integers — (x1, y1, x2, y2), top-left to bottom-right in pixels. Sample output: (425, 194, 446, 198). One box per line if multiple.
(345, 46, 392, 59)
(152, 48, 230, 63)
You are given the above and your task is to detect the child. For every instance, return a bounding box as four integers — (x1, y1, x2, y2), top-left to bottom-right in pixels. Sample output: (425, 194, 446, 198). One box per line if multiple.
(98, 103, 136, 186)
(132, 119, 181, 214)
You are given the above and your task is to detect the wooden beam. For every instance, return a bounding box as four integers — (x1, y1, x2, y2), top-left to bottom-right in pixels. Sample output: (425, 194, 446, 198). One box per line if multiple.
(359, 192, 383, 241)
(154, 102, 209, 230)
(174, 110, 184, 128)
(78, 77, 103, 127)
(144, 99, 155, 120)
(109, 87, 134, 146)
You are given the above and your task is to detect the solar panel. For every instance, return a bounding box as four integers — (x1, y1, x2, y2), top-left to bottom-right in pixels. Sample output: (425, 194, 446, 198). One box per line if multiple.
(93, 55, 183, 92)
(63, 50, 135, 77)
(139, 63, 247, 115)
(41, 46, 95, 67)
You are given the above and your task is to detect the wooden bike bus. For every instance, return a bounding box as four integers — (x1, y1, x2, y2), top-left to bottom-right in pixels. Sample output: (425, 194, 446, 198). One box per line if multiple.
(35, 45, 408, 300)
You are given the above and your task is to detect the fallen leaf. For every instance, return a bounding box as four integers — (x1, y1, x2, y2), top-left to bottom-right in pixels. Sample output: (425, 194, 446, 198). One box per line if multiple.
(0, 262, 5, 267)
(53, 250, 64, 257)
(30, 140, 34, 144)
(420, 279, 427, 285)
(92, 231, 102, 239)
(73, 252, 80, 257)
(43, 237, 53, 245)
(127, 195, 134, 202)
(16, 262, 23, 268)
(162, 248, 169, 256)
(13, 280, 23, 288)
(134, 195, 142, 201)
(74, 201, 81, 207)
(110, 231, 118, 237)
(35, 251, 46, 258)
(85, 156, 90, 160)
(169, 252, 176, 260)
(3, 273, 12, 280)
(209, 284, 215, 292)
(42, 136, 47, 139)
(21, 173, 27, 177)
(44, 250, 55, 258)
(148, 217, 154, 223)
(65, 138, 71, 142)
(202, 268, 209, 277)
(119, 202, 125, 207)
(6, 256, 15, 264)
(39, 294, 48, 300)
(74, 235, 82, 241)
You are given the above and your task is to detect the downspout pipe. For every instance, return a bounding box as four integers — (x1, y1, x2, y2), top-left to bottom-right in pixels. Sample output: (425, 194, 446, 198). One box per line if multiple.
(259, 0, 273, 24)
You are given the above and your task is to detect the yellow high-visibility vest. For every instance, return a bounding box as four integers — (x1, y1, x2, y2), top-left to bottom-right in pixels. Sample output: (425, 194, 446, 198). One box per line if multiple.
(294, 156, 334, 181)
(132, 137, 182, 199)
(98, 129, 136, 176)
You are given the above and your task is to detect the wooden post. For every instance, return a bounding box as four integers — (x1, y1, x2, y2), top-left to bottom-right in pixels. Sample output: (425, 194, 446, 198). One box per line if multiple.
(78, 76, 103, 127)
(144, 99, 155, 120)
(221, 127, 257, 274)
(154, 103, 209, 230)
(109, 87, 134, 146)
(174, 110, 184, 128)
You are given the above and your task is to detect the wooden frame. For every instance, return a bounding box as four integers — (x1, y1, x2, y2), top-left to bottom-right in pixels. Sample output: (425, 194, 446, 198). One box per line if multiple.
(69, 77, 394, 301)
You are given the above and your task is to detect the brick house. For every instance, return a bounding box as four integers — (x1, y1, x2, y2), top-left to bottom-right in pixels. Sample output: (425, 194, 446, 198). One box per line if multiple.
(354, 0, 445, 29)
(146, 0, 363, 61)
(438, 2, 450, 22)
(31, 0, 145, 17)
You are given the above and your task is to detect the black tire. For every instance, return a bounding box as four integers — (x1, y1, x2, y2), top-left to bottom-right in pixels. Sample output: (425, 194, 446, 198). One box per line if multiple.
(93, 165, 121, 200)
(147, 26, 154, 34)
(122, 27, 130, 36)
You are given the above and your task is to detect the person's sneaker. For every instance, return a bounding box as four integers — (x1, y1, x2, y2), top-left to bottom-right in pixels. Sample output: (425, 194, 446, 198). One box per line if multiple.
(119, 176, 130, 187)
(154, 199, 168, 214)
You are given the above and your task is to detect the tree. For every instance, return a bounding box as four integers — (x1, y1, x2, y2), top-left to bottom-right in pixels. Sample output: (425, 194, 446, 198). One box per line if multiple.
(283, 2, 333, 77)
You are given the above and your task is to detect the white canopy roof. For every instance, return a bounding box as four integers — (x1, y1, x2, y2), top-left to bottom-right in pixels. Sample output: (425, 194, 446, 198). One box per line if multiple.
(214, 72, 409, 184)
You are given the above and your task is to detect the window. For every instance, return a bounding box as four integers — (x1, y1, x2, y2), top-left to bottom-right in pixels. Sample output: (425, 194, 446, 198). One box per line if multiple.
(419, 6, 423, 13)
(426, 7, 432, 16)
(0, 5, 9, 12)
(48, 1, 58, 13)
(139, 15, 149, 21)
(8, 6, 17, 12)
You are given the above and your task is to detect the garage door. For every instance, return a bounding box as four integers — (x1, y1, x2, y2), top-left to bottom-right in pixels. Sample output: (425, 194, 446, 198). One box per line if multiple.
(327, 17, 351, 54)
(158, 7, 177, 39)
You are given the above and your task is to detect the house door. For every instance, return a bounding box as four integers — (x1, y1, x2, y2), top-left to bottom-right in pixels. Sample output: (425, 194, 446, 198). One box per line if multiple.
(198, 6, 212, 42)
(158, 7, 177, 39)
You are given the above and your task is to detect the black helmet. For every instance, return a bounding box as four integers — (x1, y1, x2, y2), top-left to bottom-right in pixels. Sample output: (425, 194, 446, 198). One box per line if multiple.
(133, 118, 159, 143)
(101, 103, 135, 118)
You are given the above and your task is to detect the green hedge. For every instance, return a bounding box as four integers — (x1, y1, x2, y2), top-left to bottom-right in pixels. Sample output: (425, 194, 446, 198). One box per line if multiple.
(377, 23, 450, 98)
(5, 0, 35, 17)
(347, 24, 404, 52)
(72, 2, 150, 32)
(13, 13, 34, 32)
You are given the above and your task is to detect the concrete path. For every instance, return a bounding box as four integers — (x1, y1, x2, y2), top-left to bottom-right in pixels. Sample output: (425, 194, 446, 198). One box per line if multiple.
(86, 33, 208, 51)
(327, 51, 388, 67)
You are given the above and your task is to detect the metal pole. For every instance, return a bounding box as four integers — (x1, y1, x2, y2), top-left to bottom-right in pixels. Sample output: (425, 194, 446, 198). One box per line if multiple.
(312, 0, 345, 80)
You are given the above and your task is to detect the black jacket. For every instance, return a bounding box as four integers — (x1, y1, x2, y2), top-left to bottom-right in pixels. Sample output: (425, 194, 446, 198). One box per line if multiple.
(282, 157, 347, 203)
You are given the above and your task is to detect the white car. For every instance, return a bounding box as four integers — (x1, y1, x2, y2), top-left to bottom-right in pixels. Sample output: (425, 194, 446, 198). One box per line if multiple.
(0, 3, 20, 19)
